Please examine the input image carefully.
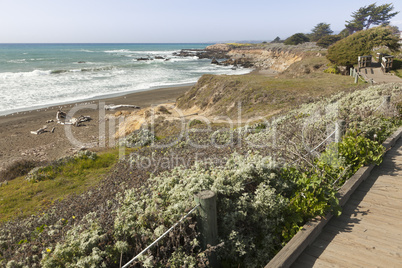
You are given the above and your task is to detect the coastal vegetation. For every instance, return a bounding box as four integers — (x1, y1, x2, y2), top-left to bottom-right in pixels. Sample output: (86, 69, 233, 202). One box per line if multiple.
(309, 23, 333, 42)
(0, 150, 120, 222)
(1, 67, 401, 267)
(283, 33, 310, 45)
(283, 2, 399, 51)
(327, 26, 401, 67)
(176, 66, 358, 118)
(345, 3, 399, 34)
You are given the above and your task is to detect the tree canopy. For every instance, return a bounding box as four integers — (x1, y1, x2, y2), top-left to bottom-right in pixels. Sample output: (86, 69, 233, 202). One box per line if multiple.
(345, 3, 399, 34)
(271, 36, 282, 43)
(310, 23, 333, 42)
(316, 35, 341, 48)
(284, 33, 310, 45)
(326, 26, 400, 67)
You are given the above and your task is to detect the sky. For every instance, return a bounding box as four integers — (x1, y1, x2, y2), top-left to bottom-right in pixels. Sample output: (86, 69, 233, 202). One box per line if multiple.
(1, 0, 402, 43)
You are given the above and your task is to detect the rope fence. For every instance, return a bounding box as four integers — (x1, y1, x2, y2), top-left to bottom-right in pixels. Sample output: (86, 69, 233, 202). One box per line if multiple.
(122, 204, 200, 268)
(291, 95, 391, 165)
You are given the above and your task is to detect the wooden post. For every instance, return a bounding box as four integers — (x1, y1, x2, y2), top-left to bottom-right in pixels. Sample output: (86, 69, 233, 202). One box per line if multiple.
(383, 95, 391, 112)
(194, 190, 218, 267)
(354, 72, 358, 84)
(350, 68, 353, 76)
(335, 120, 346, 143)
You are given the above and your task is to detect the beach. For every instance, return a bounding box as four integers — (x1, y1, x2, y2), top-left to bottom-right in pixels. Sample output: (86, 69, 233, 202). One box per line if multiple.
(0, 85, 191, 173)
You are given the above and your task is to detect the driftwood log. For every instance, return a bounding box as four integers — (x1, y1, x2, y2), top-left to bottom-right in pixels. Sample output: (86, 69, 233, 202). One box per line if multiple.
(31, 126, 48, 135)
(104, 104, 141, 111)
(58, 115, 92, 127)
(56, 110, 66, 121)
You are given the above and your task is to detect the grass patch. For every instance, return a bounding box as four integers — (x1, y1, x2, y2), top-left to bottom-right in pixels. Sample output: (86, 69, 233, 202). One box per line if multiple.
(0, 149, 122, 222)
(391, 58, 402, 78)
(227, 42, 253, 48)
(177, 70, 362, 118)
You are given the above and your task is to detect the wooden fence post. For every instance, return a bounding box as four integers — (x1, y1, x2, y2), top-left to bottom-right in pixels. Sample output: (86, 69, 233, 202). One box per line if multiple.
(383, 95, 391, 112)
(335, 120, 346, 143)
(354, 70, 358, 84)
(194, 190, 218, 267)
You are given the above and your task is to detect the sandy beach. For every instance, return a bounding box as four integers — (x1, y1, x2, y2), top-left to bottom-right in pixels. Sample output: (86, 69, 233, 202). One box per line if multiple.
(0, 85, 191, 173)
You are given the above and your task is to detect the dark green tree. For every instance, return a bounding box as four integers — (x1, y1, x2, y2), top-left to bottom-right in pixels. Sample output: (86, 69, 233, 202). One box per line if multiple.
(345, 3, 399, 34)
(326, 26, 400, 67)
(271, 36, 282, 43)
(316, 35, 341, 48)
(284, 33, 310, 45)
(338, 28, 351, 38)
(310, 23, 333, 42)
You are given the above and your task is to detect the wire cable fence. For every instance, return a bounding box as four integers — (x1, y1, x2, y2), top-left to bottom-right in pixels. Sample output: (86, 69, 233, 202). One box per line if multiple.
(121, 204, 200, 268)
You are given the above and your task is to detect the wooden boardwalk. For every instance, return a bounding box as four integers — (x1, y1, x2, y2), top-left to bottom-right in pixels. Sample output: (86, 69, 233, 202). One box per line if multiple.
(292, 137, 402, 268)
(359, 66, 402, 84)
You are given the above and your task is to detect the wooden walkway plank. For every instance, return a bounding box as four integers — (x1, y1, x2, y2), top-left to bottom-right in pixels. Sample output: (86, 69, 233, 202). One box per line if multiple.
(323, 225, 402, 253)
(341, 203, 402, 224)
(348, 193, 402, 212)
(306, 239, 398, 268)
(326, 217, 402, 242)
(307, 237, 402, 268)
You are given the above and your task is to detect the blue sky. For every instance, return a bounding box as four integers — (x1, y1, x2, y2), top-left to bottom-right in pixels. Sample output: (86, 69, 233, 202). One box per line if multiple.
(1, 0, 401, 43)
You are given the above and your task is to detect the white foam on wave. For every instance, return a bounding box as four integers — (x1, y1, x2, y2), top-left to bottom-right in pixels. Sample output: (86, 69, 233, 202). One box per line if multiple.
(7, 59, 26, 64)
(168, 56, 199, 62)
(0, 69, 52, 79)
(79, 49, 95, 53)
(105, 49, 177, 56)
(104, 49, 133, 53)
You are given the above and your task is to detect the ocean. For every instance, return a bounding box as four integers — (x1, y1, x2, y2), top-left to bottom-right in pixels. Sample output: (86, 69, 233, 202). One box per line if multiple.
(0, 43, 251, 116)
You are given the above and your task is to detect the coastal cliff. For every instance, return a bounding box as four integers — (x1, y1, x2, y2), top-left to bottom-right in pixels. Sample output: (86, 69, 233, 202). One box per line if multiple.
(176, 43, 332, 117)
(204, 42, 325, 72)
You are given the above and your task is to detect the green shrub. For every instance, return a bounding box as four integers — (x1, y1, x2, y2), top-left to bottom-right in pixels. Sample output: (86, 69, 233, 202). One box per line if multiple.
(116, 153, 290, 267)
(324, 64, 340, 74)
(41, 213, 110, 268)
(284, 33, 310, 45)
(189, 119, 204, 128)
(338, 131, 384, 176)
(327, 26, 400, 67)
(119, 128, 155, 148)
(316, 35, 341, 48)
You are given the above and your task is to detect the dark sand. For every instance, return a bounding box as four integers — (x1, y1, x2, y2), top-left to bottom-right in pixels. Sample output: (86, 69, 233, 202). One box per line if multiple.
(0, 85, 191, 173)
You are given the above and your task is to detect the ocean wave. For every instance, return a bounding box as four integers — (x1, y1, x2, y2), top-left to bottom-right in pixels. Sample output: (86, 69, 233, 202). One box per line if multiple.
(104, 49, 133, 53)
(169, 56, 199, 62)
(0, 70, 52, 79)
(50, 66, 118, 74)
(7, 59, 26, 63)
(105, 49, 177, 55)
(0, 65, 122, 78)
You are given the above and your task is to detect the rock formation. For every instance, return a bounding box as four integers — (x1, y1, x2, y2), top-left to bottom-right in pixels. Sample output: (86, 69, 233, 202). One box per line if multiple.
(175, 42, 325, 73)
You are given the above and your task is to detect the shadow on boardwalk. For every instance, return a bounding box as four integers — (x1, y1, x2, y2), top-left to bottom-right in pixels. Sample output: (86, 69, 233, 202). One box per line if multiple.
(292, 137, 402, 267)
